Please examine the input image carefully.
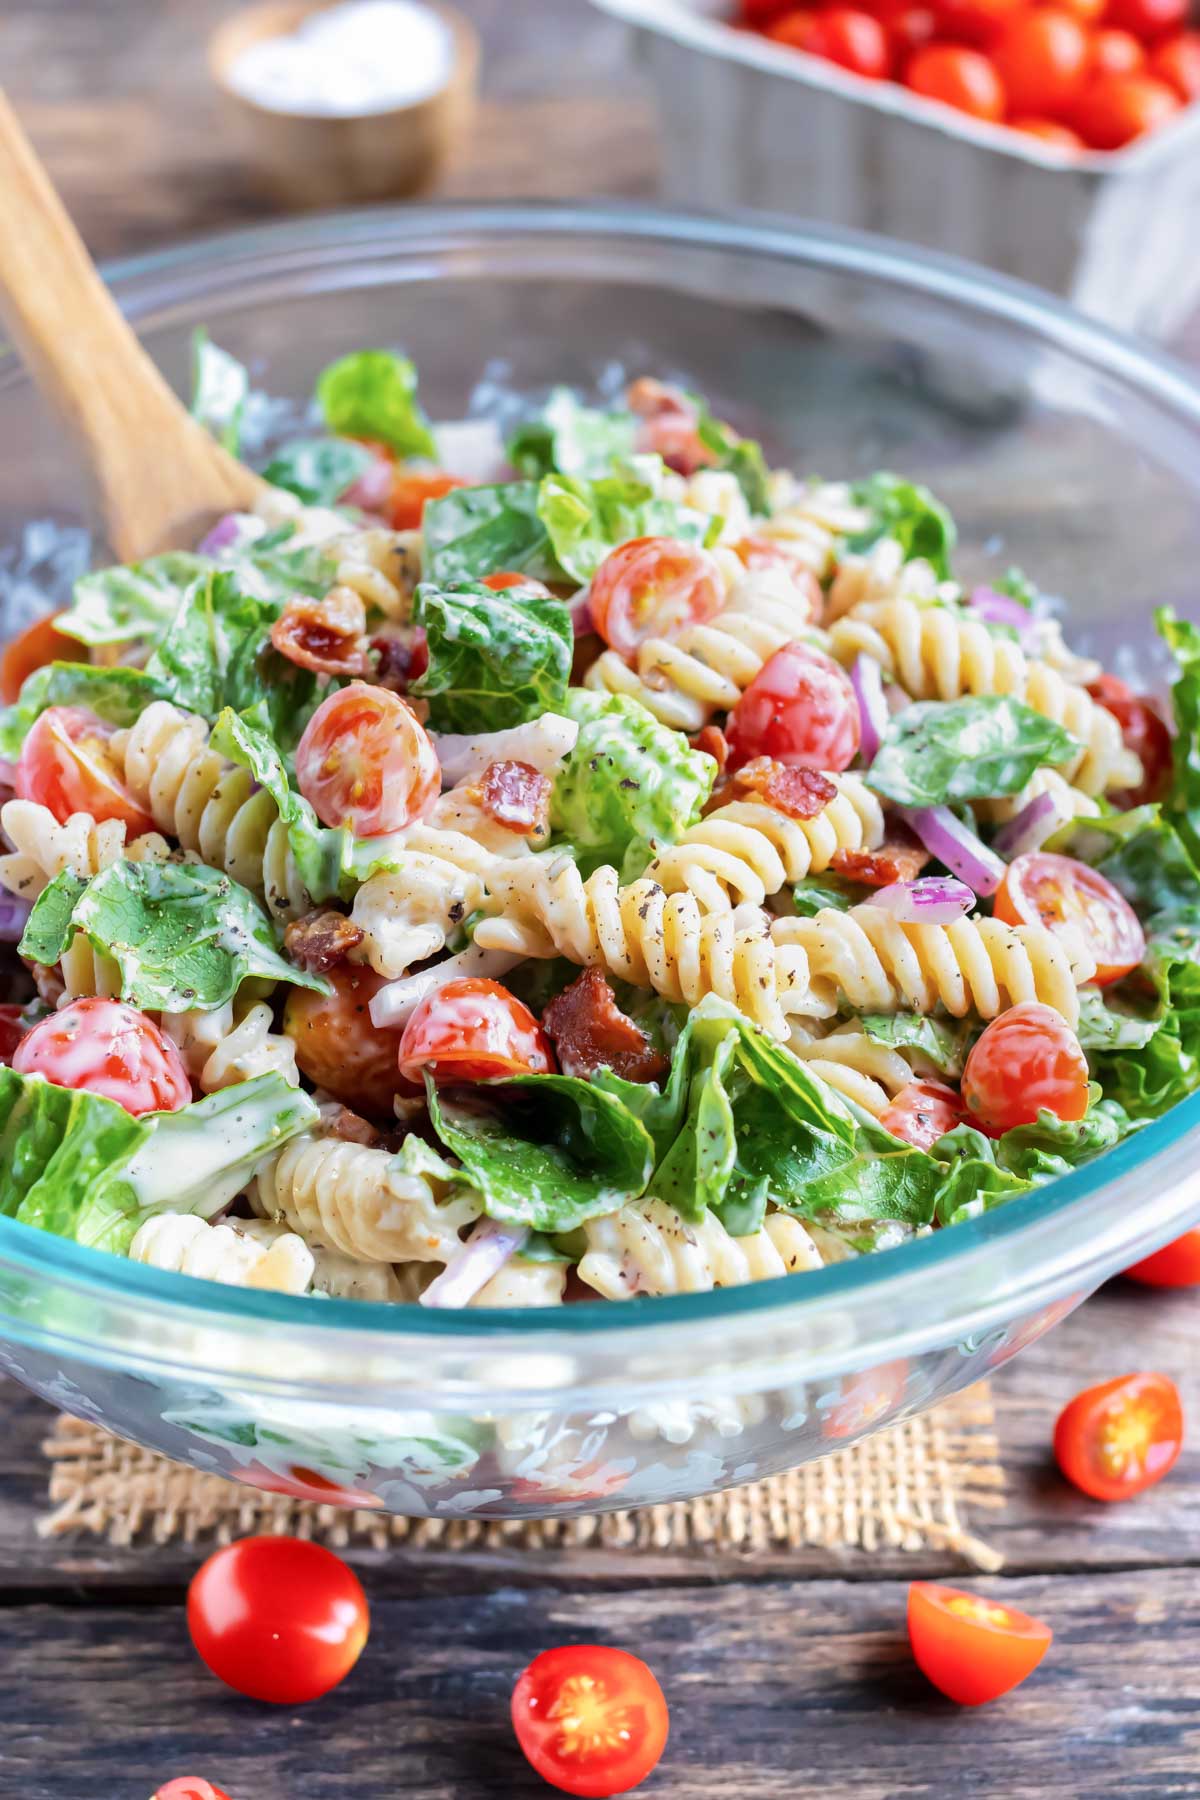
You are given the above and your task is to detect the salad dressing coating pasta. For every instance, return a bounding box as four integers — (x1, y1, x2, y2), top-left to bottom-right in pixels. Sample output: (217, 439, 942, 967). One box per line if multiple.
(0, 799, 169, 899)
(129, 1212, 315, 1294)
(578, 1201, 824, 1300)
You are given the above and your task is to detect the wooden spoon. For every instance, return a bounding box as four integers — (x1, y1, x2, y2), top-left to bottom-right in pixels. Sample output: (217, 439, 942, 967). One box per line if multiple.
(0, 91, 264, 563)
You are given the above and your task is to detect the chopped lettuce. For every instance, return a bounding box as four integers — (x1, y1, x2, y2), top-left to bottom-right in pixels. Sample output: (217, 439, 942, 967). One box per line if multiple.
(422, 480, 563, 587)
(1093, 906, 1200, 1119)
(931, 1099, 1133, 1226)
(425, 1074, 655, 1233)
(1075, 987, 1161, 1053)
(411, 579, 573, 733)
(315, 349, 436, 461)
(844, 472, 956, 578)
(60, 552, 213, 648)
(550, 691, 715, 879)
(262, 436, 375, 508)
(507, 389, 638, 481)
(858, 1013, 972, 1078)
(1157, 606, 1200, 867)
(21, 861, 329, 1012)
(0, 662, 168, 761)
(190, 328, 249, 456)
(792, 875, 865, 915)
(1057, 806, 1199, 919)
(537, 455, 715, 585)
(868, 696, 1082, 808)
(123, 1076, 319, 1220)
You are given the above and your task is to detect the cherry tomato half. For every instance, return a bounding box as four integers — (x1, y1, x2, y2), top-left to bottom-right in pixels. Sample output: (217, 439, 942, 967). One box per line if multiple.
(283, 963, 406, 1118)
(588, 537, 724, 661)
(12, 998, 191, 1116)
(1103, 0, 1187, 40)
(804, 7, 892, 74)
(1151, 28, 1200, 95)
(1072, 70, 1180, 146)
(153, 1783, 232, 1800)
(725, 640, 861, 772)
(397, 977, 555, 1085)
(511, 1645, 670, 1799)
(1054, 1372, 1183, 1501)
(994, 8, 1089, 112)
(908, 1582, 1053, 1705)
(961, 1002, 1090, 1134)
(481, 570, 553, 596)
(188, 1536, 368, 1705)
(296, 683, 440, 837)
(994, 850, 1145, 984)
(0, 612, 86, 706)
(1125, 1227, 1200, 1287)
(906, 44, 1007, 119)
(1089, 25, 1147, 73)
(1086, 673, 1173, 808)
(16, 706, 155, 834)
(385, 469, 465, 531)
(879, 1079, 970, 1150)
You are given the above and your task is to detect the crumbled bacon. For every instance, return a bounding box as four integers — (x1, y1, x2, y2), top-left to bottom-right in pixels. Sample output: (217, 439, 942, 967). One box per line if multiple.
(370, 626, 428, 693)
(271, 585, 369, 677)
(690, 724, 729, 775)
(832, 838, 931, 887)
(542, 968, 669, 1084)
(728, 757, 837, 820)
(479, 760, 552, 837)
(318, 1103, 381, 1147)
(284, 908, 365, 973)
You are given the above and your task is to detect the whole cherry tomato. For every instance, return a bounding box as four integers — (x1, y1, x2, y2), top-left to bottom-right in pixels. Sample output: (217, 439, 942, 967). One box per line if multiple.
(511, 1645, 669, 1798)
(16, 706, 154, 834)
(1124, 1228, 1200, 1287)
(153, 1783, 232, 1800)
(187, 1536, 369, 1705)
(588, 537, 724, 661)
(767, 7, 821, 44)
(283, 962, 406, 1117)
(906, 44, 1007, 119)
(879, 1079, 970, 1149)
(1151, 28, 1200, 95)
(1087, 672, 1174, 807)
(296, 683, 439, 837)
(961, 1002, 1090, 1134)
(1103, 0, 1186, 40)
(12, 997, 192, 1116)
(1054, 1372, 1183, 1501)
(1072, 70, 1180, 145)
(384, 470, 465, 531)
(804, 6, 892, 73)
(0, 612, 86, 705)
(1010, 115, 1086, 145)
(994, 850, 1145, 984)
(931, 0, 1024, 46)
(993, 8, 1089, 112)
(908, 1582, 1053, 1705)
(725, 640, 861, 771)
(885, 3, 939, 54)
(397, 977, 556, 1085)
(1089, 25, 1147, 72)
(1053, 0, 1105, 21)
(741, 0, 794, 20)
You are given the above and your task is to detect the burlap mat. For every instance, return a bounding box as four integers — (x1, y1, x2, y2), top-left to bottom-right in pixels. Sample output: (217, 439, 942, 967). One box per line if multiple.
(39, 1383, 1005, 1570)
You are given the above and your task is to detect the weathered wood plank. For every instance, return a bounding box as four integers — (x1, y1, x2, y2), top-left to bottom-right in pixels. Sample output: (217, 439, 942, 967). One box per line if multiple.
(3, 1565, 1199, 1799)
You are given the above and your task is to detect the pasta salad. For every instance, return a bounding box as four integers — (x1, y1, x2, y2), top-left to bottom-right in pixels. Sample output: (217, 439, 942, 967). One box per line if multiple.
(0, 344, 1196, 1310)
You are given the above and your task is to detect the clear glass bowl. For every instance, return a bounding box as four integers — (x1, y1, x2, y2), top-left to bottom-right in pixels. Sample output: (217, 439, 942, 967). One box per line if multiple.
(1, 202, 1198, 1519)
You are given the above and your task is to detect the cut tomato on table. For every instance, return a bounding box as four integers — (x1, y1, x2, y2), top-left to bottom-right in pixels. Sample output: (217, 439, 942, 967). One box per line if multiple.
(187, 1536, 369, 1705)
(1124, 1228, 1200, 1288)
(908, 1582, 1052, 1705)
(905, 45, 1007, 120)
(1054, 1372, 1184, 1501)
(993, 8, 1088, 115)
(153, 1783, 233, 1800)
(993, 850, 1145, 985)
(961, 1001, 1090, 1134)
(0, 609, 86, 704)
(588, 536, 724, 660)
(511, 1644, 669, 1798)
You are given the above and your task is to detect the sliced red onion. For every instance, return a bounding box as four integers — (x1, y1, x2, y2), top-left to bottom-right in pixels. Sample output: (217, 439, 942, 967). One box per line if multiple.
(0, 892, 32, 942)
(872, 876, 976, 924)
(884, 682, 912, 716)
(340, 454, 395, 515)
(968, 586, 1035, 643)
(196, 513, 243, 556)
(370, 946, 525, 1029)
(570, 588, 595, 638)
(420, 1218, 529, 1309)
(850, 654, 888, 764)
(0, 759, 18, 788)
(902, 806, 1007, 897)
(993, 790, 1067, 859)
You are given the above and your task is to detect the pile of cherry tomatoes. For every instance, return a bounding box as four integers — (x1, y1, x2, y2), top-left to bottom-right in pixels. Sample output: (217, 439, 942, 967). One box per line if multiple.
(738, 0, 1200, 149)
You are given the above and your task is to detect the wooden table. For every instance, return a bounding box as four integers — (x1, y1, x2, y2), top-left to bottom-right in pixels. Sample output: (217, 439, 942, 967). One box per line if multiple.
(4, 2, 1200, 1794)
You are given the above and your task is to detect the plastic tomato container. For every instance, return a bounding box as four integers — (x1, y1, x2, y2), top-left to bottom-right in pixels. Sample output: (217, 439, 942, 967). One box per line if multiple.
(1, 203, 1199, 1521)
(593, 0, 1200, 339)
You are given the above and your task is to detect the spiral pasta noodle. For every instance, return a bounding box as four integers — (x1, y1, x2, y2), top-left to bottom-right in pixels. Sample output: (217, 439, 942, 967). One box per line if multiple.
(474, 859, 826, 1037)
(577, 1200, 824, 1300)
(473, 1258, 567, 1307)
(645, 773, 885, 911)
(129, 1212, 314, 1294)
(824, 536, 951, 624)
(334, 526, 421, 620)
(772, 902, 1091, 1026)
(761, 476, 874, 579)
(827, 598, 1140, 794)
(250, 1133, 482, 1265)
(786, 1021, 941, 1116)
(163, 999, 299, 1092)
(0, 800, 169, 900)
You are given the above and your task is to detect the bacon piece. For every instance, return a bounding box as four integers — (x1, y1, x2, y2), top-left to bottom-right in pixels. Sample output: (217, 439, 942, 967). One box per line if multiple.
(832, 839, 931, 887)
(690, 724, 729, 776)
(318, 1103, 382, 1147)
(728, 757, 837, 820)
(479, 760, 552, 838)
(271, 585, 369, 677)
(370, 626, 428, 693)
(542, 968, 669, 1084)
(284, 908, 365, 974)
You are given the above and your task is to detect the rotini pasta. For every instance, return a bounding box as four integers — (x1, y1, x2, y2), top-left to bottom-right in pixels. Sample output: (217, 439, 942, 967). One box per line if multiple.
(163, 999, 299, 1092)
(787, 1022, 941, 1116)
(0, 799, 169, 900)
(824, 536, 952, 624)
(129, 1211, 314, 1294)
(577, 1200, 824, 1299)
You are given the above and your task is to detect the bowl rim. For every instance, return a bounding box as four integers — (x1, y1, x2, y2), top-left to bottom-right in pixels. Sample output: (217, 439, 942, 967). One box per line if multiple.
(1, 197, 1199, 1348)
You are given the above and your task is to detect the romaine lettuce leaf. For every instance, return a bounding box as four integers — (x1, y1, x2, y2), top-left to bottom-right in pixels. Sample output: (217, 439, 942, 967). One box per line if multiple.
(422, 481, 563, 586)
(0, 1067, 150, 1250)
(507, 389, 638, 481)
(931, 1098, 1133, 1225)
(0, 662, 168, 761)
(1093, 906, 1200, 1118)
(315, 349, 436, 461)
(425, 1074, 655, 1233)
(792, 875, 865, 915)
(1157, 606, 1200, 867)
(537, 455, 714, 585)
(190, 328, 249, 456)
(1075, 987, 1161, 1053)
(124, 1075, 319, 1220)
(1059, 805, 1199, 919)
(262, 437, 375, 508)
(411, 579, 573, 732)
(868, 696, 1082, 807)
(844, 472, 956, 578)
(21, 861, 329, 1011)
(550, 691, 715, 879)
(60, 553, 213, 648)
(858, 1013, 972, 1077)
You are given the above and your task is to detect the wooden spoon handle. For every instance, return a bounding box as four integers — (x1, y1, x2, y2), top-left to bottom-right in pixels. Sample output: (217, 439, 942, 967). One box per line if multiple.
(0, 92, 262, 561)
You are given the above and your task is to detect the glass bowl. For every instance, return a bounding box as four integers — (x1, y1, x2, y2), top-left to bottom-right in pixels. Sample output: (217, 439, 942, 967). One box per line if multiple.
(0, 202, 1198, 1520)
